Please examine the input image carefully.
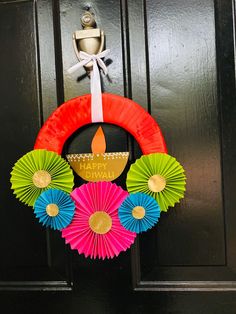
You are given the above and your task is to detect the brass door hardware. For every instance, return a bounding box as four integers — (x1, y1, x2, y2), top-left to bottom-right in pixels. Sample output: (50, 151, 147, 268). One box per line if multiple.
(72, 11, 105, 70)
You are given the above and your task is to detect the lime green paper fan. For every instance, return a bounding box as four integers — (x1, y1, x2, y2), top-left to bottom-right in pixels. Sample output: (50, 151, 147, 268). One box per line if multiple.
(10, 149, 74, 206)
(126, 153, 186, 212)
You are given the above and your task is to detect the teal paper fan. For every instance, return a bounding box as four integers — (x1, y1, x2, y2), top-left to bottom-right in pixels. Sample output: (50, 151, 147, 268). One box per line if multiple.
(10, 149, 74, 206)
(34, 189, 75, 230)
(126, 153, 186, 212)
(118, 193, 160, 233)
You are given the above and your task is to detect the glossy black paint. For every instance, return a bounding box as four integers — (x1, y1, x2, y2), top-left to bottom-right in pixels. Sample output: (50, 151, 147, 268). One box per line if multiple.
(0, 0, 71, 289)
(0, 0, 236, 312)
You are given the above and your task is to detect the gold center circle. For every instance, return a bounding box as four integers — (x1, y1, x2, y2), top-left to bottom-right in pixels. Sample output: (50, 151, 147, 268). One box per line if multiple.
(148, 174, 166, 192)
(46, 204, 59, 217)
(32, 170, 51, 188)
(89, 211, 112, 235)
(132, 206, 146, 219)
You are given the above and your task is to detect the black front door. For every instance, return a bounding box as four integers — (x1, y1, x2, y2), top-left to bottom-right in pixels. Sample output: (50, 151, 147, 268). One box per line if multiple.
(1, 0, 236, 313)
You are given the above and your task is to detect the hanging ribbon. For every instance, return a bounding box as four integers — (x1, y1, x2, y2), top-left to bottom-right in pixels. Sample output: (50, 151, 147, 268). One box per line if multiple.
(68, 49, 110, 122)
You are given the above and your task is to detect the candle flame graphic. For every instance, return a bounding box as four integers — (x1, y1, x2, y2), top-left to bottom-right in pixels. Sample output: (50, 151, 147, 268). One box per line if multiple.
(91, 126, 106, 154)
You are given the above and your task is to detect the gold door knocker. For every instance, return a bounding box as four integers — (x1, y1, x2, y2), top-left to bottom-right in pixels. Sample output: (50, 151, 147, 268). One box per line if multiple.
(72, 11, 105, 70)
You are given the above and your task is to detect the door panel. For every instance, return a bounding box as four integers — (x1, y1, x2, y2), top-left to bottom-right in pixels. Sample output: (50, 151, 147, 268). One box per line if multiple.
(0, 0, 71, 289)
(0, 0, 45, 269)
(129, 0, 236, 290)
(1, 0, 236, 306)
(146, 0, 224, 266)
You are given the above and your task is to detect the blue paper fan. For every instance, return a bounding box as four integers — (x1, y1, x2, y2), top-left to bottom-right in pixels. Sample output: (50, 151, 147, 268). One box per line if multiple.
(34, 189, 75, 230)
(118, 193, 160, 233)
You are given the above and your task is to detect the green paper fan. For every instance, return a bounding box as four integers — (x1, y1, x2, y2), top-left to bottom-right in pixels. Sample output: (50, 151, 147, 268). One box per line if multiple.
(10, 149, 74, 206)
(126, 153, 186, 212)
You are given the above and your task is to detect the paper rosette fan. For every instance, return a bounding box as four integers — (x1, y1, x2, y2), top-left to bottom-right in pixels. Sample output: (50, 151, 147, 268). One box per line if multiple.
(34, 189, 75, 230)
(61, 182, 136, 259)
(10, 149, 74, 206)
(126, 153, 186, 212)
(118, 193, 160, 233)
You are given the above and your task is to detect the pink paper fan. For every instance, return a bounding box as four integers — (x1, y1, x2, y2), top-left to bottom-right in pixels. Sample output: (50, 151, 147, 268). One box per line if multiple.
(61, 182, 136, 259)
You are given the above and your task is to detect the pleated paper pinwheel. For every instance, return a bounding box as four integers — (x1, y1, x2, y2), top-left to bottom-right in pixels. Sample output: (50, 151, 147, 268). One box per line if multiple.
(10, 149, 74, 206)
(118, 193, 160, 233)
(126, 153, 186, 212)
(61, 182, 137, 259)
(34, 189, 75, 230)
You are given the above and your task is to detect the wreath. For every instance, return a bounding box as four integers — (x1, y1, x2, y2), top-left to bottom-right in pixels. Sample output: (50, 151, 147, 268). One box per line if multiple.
(10, 50, 186, 260)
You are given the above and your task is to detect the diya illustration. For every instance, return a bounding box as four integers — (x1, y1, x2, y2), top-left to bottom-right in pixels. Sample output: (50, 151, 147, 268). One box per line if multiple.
(66, 126, 129, 182)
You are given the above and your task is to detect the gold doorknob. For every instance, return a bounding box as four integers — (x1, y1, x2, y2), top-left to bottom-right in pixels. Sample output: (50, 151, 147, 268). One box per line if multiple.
(72, 11, 105, 70)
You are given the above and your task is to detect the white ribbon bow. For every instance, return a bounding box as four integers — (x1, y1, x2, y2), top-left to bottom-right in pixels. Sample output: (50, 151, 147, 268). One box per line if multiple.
(68, 49, 110, 122)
